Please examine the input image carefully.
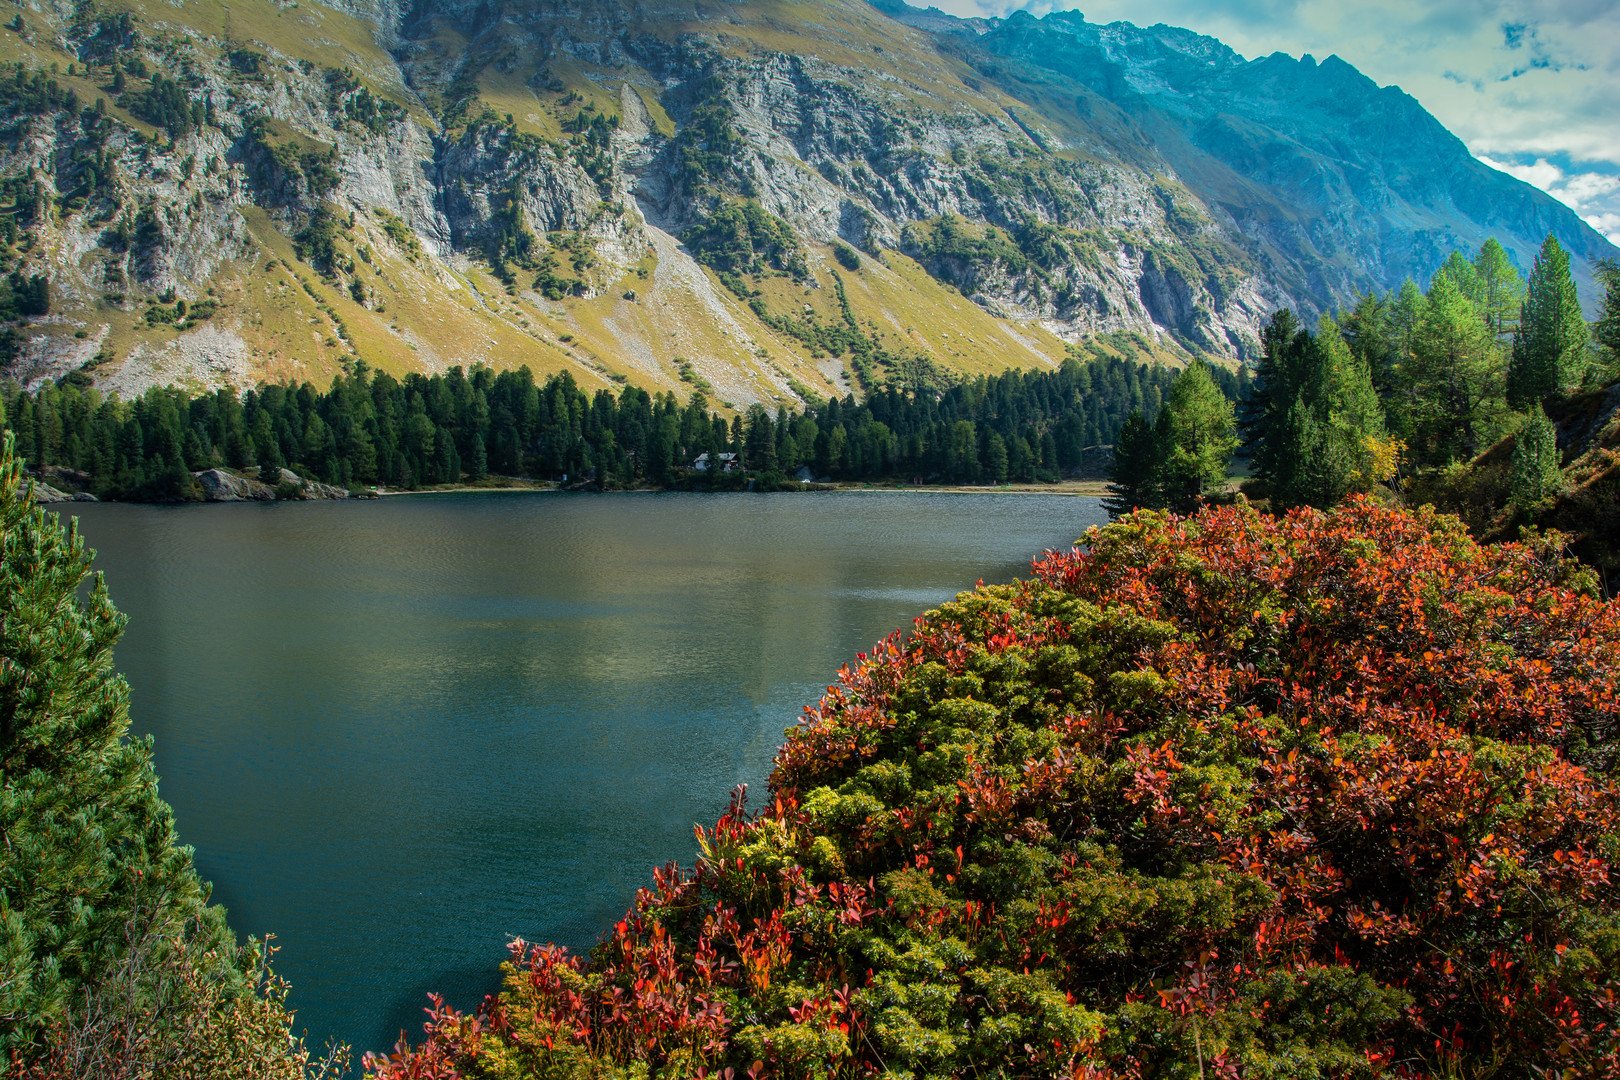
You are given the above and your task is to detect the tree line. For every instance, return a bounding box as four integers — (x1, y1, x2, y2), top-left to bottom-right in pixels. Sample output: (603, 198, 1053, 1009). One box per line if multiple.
(1107, 234, 1620, 520)
(0, 352, 1242, 499)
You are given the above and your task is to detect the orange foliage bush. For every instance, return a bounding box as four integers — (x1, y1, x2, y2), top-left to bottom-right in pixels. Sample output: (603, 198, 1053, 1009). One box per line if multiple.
(370, 499, 1620, 1079)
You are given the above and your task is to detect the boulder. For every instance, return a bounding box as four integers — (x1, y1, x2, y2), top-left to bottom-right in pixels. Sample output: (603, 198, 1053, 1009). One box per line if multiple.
(194, 468, 275, 502)
(22, 481, 69, 503)
(269, 468, 349, 499)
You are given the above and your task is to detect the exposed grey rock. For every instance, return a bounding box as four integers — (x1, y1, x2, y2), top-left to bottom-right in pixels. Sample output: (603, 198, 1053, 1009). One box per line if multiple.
(269, 468, 350, 499)
(22, 481, 69, 503)
(194, 469, 276, 502)
(302, 481, 351, 500)
(4, 0, 1616, 396)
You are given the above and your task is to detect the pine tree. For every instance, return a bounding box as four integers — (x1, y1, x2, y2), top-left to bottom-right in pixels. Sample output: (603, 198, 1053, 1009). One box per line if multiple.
(1245, 313, 1388, 509)
(743, 403, 776, 473)
(1595, 258, 1620, 378)
(982, 430, 1008, 484)
(1157, 358, 1236, 513)
(1408, 272, 1505, 466)
(0, 432, 222, 1054)
(1243, 308, 1306, 488)
(0, 431, 344, 1075)
(1102, 408, 1160, 518)
(1315, 315, 1389, 502)
(1508, 234, 1589, 407)
(1508, 404, 1562, 512)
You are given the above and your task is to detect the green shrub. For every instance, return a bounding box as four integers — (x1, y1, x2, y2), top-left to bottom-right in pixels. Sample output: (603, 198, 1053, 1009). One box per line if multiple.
(372, 499, 1620, 1080)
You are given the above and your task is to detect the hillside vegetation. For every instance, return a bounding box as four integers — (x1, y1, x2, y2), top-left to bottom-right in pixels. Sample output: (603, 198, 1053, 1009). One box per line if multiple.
(1101, 235, 1620, 586)
(0, 0, 1613, 405)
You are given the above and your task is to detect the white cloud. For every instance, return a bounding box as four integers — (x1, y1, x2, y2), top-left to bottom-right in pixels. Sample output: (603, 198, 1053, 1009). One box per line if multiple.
(1478, 156, 1568, 191)
(1586, 213, 1620, 246)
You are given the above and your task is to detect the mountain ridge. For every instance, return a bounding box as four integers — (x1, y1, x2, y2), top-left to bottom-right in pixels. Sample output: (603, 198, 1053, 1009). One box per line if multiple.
(0, 0, 1612, 402)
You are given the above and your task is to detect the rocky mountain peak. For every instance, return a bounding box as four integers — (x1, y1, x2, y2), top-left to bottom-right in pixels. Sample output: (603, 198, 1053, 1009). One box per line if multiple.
(0, 0, 1612, 399)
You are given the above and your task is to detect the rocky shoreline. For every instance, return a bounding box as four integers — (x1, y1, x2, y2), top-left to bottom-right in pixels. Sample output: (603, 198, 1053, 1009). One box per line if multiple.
(22, 466, 364, 504)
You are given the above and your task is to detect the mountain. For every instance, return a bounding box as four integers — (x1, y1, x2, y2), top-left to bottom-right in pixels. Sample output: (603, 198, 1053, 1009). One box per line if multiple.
(0, 0, 1613, 405)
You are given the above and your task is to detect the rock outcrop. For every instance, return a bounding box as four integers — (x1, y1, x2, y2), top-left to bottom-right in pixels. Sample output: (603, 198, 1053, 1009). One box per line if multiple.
(194, 469, 277, 502)
(193, 468, 351, 501)
(0, 0, 1613, 397)
(20, 481, 97, 504)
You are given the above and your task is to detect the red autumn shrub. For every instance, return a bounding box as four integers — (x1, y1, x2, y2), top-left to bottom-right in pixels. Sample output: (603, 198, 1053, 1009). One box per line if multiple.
(369, 499, 1620, 1080)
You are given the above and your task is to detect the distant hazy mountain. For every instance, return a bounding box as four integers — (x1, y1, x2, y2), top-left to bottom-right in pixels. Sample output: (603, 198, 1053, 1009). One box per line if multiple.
(1, 0, 1611, 400)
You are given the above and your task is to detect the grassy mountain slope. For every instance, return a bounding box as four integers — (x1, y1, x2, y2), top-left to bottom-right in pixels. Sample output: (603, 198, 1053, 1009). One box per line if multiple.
(0, 0, 1610, 406)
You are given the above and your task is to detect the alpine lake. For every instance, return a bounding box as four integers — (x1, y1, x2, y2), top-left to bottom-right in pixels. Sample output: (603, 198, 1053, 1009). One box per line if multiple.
(61, 490, 1108, 1064)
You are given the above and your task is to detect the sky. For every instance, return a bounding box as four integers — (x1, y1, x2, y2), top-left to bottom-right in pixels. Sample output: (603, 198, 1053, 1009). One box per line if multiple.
(928, 0, 1620, 247)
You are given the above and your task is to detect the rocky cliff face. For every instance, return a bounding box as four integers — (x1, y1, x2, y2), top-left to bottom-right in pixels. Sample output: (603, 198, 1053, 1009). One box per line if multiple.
(0, 0, 1612, 402)
(957, 9, 1615, 306)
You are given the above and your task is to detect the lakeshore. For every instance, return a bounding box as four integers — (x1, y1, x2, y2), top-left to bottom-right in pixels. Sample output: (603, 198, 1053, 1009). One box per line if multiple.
(62, 491, 1108, 1059)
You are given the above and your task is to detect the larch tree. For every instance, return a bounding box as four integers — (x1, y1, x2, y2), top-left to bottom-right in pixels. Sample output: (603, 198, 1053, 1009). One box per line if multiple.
(1473, 237, 1526, 340)
(1389, 277, 1427, 359)
(1433, 248, 1480, 303)
(1336, 290, 1400, 398)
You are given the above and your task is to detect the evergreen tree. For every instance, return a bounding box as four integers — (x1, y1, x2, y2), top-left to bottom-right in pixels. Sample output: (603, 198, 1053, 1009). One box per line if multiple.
(1408, 272, 1504, 466)
(1243, 308, 1306, 487)
(1389, 278, 1426, 360)
(1305, 316, 1387, 507)
(1595, 258, 1620, 378)
(1102, 408, 1161, 518)
(0, 429, 218, 1056)
(0, 434, 343, 1075)
(1337, 291, 1399, 396)
(1473, 237, 1525, 341)
(1433, 249, 1480, 304)
(1508, 404, 1562, 512)
(743, 403, 776, 473)
(1508, 234, 1589, 406)
(1157, 358, 1236, 513)
(981, 430, 1008, 484)
(1245, 313, 1388, 509)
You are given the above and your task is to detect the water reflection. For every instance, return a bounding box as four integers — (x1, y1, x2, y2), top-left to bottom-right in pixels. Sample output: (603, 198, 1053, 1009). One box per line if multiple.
(65, 491, 1106, 1061)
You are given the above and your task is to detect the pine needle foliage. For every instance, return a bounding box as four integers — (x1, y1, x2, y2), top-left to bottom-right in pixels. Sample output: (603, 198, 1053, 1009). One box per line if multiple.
(1508, 235, 1590, 407)
(1244, 312, 1388, 508)
(1508, 404, 1563, 513)
(0, 433, 343, 1077)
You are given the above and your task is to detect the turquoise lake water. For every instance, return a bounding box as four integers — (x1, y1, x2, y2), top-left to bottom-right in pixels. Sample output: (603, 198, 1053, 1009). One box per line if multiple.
(62, 490, 1108, 1063)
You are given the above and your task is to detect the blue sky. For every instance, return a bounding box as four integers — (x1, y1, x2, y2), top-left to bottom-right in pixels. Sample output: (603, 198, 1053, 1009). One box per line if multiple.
(929, 0, 1620, 245)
